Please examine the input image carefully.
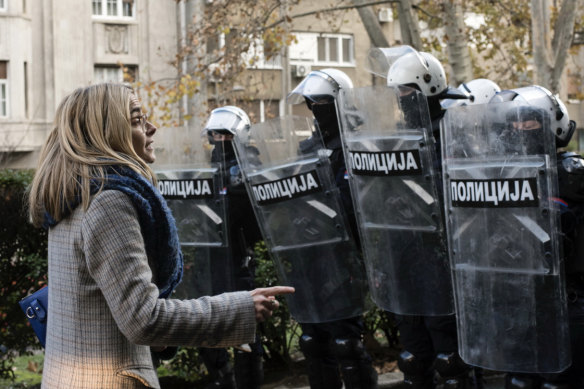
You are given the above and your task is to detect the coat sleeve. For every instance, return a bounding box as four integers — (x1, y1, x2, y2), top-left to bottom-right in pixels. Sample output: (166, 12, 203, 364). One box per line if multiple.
(81, 190, 256, 348)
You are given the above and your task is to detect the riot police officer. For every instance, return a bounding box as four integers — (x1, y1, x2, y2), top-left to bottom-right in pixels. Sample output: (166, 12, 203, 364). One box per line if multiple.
(200, 106, 264, 389)
(441, 78, 501, 109)
(489, 87, 582, 389)
(382, 49, 478, 388)
(287, 68, 378, 389)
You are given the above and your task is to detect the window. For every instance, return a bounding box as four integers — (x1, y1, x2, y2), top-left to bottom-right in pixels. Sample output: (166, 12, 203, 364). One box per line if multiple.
(122, 0, 133, 17)
(94, 65, 137, 83)
(290, 32, 355, 67)
(256, 99, 281, 122)
(317, 34, 353, 65)
(94, 66, 122, 83)
(0, 61, 8, 118)
(0, 0, 5, 12)
(92, 0, 101, 15)
(206, 31, 281, 70)
(206, 33, 224, 56)
(237, 99, 282, 123)
(92, 0, 134, 19)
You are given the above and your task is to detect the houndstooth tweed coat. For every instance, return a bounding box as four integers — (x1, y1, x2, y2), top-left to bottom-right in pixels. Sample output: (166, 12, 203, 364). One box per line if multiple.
(41, 190, 256, 389)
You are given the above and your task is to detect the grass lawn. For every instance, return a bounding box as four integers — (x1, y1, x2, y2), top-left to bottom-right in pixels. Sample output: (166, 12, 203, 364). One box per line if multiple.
(0, 352, 198, 388)
(0, 353, 43, 389)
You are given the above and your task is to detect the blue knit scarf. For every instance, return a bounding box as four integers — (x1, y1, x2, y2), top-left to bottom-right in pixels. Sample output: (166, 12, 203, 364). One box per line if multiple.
(44, 166, 183, 298)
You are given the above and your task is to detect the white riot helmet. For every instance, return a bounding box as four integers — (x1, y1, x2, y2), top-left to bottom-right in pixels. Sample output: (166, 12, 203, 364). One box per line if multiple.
(491, 85, 576, 148)
(442, 78, 501, 108)
(461, 79, 501, 105)
(204, 106, 251, 136)
(287, 68, 353, 105)
(386, 51, 448, 97)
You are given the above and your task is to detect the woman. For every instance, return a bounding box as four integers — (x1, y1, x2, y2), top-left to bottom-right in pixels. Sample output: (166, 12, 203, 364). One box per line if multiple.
(27, 83, 293, 388)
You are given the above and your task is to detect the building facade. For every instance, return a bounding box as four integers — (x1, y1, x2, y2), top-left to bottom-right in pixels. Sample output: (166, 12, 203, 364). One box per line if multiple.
(0, 0, 179, 168)
(0, 0, 582, 168)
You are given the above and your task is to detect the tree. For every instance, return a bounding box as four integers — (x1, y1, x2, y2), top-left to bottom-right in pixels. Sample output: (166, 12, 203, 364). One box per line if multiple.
(146, 0, 430, 130)
(442, 0, 473, 86)
(397, 0, 423, 48)
(136, 0, 300, 129)
(142, 0, 583, 134)
(0, 170, 48, 380)
(531, 0, 579, 92)
(351, 0, 390, 48)
(417, 0, 583, 92)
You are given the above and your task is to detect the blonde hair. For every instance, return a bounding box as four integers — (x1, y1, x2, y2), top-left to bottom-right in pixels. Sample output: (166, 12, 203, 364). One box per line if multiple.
(28, 83, 156, 227)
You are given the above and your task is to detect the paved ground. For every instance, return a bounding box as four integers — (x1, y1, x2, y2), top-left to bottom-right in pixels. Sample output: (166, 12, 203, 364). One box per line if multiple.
(265, 371, 506, 389)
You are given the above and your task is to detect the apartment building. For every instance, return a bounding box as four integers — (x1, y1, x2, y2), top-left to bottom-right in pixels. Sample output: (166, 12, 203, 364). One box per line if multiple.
(0, 0, 179, 168)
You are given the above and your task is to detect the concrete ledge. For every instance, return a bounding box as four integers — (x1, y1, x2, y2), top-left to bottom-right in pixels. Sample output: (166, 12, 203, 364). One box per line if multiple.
(265, 371, 404, 389)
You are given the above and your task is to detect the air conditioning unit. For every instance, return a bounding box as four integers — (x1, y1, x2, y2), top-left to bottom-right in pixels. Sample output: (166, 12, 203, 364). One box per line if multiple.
(293, 64, 311, 78)
(378, 8, 393, 23)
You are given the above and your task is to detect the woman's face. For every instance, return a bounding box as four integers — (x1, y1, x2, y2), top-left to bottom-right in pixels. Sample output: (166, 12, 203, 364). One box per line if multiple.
(130, 94, 157, 163)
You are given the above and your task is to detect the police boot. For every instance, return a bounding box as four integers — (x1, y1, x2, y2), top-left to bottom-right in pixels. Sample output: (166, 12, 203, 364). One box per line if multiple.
(398, 350, 435, 389)
(299, 334, 343, 389)
(333, 338, 378, 389)
(206, 363, 236, 389)
(434, 352, 476, 389)
(504, 374, 538, 389)
(234, 345, 264, 389)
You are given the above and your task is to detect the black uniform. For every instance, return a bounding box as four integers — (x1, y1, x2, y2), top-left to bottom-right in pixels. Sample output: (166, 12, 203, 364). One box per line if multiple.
(506, 151, 584, 389)
(199, 140, 264, 389)
(394, 95, 475, 389)
(297, 101, 378, 389)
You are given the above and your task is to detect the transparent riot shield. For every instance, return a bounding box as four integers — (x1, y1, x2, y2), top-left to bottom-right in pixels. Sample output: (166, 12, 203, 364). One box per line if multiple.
(337, 85, 453, 316)
(156, 166, 233, 299)
(232, 116, 368, 323)
(441, 101, 570, 373)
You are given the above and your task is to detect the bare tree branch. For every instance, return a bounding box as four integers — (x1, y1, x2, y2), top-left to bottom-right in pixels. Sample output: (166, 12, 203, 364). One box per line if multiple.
(549, 0, 578, 91)
(264, 0, 399, 30)
(531, 0, 578, 91)
(411, 4, 438, 20)
(398, 0, 422, 48)
(261, 2, 283, 27)
(493, 0, 530, 28)
(352, 0, 390, 47)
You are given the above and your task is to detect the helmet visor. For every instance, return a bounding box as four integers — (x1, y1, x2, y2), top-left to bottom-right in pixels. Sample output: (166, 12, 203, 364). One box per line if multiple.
(287, 72, 339, 105)
(366, 45, 418, 78)
(204, 110, 246, 135)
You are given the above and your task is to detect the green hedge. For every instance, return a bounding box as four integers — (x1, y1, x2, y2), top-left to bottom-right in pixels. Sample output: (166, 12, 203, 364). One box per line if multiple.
(0, 169, 48, 381)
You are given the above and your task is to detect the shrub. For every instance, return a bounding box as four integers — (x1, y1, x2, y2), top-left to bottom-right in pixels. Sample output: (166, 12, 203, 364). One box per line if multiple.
(158, 347, 204, 385)
(0, 169, 48, 381)
(253, 241, 301, 369)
